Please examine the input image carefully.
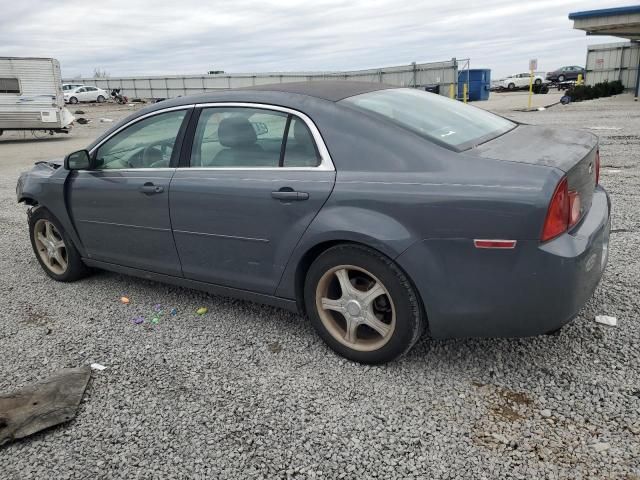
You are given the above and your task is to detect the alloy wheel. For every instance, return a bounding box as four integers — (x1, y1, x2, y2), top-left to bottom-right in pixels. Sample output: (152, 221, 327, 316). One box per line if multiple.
(315, 265, 396, 352)
(33, 219, 68, 275)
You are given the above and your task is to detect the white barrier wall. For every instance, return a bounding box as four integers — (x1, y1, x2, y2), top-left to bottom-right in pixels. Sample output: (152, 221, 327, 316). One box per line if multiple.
(585, 42, 640, 95)
(64, 60, 460, 100)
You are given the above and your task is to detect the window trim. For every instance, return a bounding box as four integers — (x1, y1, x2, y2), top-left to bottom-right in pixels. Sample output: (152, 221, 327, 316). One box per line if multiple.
(87, 102, 334, 172)
(181, 102, 334, 171)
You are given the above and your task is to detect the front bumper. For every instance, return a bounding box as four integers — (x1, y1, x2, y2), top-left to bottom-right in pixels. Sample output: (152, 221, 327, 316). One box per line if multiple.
(396, 186, 611, 339)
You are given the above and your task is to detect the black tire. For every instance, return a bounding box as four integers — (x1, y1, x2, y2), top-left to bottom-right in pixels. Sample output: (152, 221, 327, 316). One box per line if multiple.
(29, 207, 89, 282)
(507, 83, 516, 90)
(304, 244, 424, 364)
(558, 75, 565, 83)
(69, 96, 78, 104)
(534, 78, 542, 85)
(97, 95, 105, 103)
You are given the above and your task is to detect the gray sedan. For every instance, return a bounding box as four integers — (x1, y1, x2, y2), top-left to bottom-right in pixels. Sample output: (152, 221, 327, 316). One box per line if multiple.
(16, 81, 611, 364)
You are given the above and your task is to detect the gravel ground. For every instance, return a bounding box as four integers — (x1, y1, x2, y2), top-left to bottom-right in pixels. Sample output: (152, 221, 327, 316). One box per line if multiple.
(0, 96, 639, 479)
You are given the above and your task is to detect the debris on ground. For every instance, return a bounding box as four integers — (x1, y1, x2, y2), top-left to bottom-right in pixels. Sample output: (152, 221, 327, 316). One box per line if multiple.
(76, 118, 90, 125)
(132, 316, 144, 325)
(170, 308, 178, 316)
(268, 341, 282, 353)
(120, 296, 130, 305)
(74, 110, 85, 114)
(100, 118, 114, 123)
(90, 363, 106, 371)
(196, 307, 208, 315)
(0, 366, 91, 446)
(595, 315, 617, 326)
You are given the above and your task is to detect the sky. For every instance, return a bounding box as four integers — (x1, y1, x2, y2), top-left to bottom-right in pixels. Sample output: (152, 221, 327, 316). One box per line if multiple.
(0, 0, 628, 79)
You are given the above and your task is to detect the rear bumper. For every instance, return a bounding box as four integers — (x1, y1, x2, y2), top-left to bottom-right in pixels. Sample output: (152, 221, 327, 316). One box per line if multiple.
(396, 186, 611, 339)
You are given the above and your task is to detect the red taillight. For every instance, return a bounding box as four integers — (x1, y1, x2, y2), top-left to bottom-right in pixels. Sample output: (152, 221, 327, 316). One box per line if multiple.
(541, 177, 581, 242)
(595, 149, 600, 185)
(542, 177, 569, 241)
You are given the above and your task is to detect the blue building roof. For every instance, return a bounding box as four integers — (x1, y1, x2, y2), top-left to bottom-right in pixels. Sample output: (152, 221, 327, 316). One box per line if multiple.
(569, 5, 640, 20)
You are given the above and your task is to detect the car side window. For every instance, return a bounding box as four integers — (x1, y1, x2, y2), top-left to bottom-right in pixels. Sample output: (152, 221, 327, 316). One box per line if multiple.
(191, 107, 288, 168)
(86, 86, 97, 91)
(95, 110, 187, 170)
(283, 117, 320, 167)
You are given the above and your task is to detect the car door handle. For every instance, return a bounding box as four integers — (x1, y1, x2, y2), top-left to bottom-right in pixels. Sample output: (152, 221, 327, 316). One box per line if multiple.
(139, 182, 164, 194)
(271, 189, 309, 201)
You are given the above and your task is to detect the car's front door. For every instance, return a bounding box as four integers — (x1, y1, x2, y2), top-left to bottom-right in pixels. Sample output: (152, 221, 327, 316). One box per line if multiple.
(68, 107, 192, 275)
(73, 87, 86, 101)
(169, 105, 335, 294)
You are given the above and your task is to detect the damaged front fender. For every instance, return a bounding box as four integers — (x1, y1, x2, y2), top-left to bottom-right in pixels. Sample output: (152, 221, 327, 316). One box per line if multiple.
(16, 159, 86, 256)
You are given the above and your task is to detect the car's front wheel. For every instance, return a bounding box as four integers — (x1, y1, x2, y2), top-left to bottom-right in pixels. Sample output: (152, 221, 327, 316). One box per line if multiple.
(558, 74, 566, 82)
(29, 208, 88, 282)
(507, 82, 516, 90)
(69, 96, 78, 104)
(304, 244, 424, 364)
(534, 78, 542, 85)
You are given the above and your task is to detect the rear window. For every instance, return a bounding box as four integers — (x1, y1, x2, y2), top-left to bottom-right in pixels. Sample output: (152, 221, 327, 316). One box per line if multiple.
(341, 88, 515, 151)
(0, 78, 20, 94)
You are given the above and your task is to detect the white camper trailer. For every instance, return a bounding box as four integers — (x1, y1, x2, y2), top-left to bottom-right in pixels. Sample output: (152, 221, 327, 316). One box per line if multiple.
(0, 57, 74, 135)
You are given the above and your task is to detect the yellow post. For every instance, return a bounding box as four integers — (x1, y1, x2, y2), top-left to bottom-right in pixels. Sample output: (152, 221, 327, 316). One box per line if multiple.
(527, 69, 534, 109)
(463, 83, 468, 104)
(577, 73, 583, 86)
(449, 84, 454, 99)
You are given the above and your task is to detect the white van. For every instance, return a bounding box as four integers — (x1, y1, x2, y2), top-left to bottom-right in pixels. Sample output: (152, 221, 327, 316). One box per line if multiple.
(0, 57, 74, 135)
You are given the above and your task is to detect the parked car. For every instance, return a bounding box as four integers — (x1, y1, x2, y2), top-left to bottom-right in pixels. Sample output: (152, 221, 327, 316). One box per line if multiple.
(16, 82, 610, 364)
(62, 83, 85, 91)
(546, 66, 585, 83)
(500, 73, 545, 90)
(64, 85, 108, 104)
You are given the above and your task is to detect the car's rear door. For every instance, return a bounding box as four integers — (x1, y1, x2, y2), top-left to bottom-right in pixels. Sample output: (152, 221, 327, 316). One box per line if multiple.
(169, 104, 335, 295)
(67, 106, 192, 276)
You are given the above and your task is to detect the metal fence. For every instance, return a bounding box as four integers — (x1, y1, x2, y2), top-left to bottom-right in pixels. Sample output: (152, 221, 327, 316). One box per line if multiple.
(63, 59, 460, 100)
(585, 42, 640, 95)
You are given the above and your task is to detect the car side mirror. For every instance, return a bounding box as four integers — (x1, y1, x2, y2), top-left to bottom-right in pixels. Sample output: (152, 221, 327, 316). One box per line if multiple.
(64, 149, 91, 170)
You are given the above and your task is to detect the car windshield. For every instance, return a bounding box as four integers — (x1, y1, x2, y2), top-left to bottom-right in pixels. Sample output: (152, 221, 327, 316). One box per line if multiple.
(341, 88, 516, 151)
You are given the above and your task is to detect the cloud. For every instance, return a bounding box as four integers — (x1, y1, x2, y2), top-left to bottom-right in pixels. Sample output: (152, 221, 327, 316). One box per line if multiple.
(0, 0, 625, 78)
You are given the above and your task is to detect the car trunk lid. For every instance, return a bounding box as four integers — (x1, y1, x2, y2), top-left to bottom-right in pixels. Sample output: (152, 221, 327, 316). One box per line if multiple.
(474, 125, 598, 219)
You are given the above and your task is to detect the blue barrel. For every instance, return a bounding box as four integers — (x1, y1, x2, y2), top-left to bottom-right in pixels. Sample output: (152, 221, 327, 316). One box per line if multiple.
(457, 69, 491, 101)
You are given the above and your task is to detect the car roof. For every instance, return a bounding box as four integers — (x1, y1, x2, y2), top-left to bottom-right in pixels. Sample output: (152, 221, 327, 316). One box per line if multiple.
(238, 80, 395, 102)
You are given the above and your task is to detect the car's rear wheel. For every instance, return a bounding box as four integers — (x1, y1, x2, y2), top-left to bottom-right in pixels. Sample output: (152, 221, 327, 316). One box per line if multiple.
(507, 83, 516, 90)
(29, 208, 88, 282)
(97, 95, 105, 103)
(304, 244, 424, 364)
(69, 96, 78, 104)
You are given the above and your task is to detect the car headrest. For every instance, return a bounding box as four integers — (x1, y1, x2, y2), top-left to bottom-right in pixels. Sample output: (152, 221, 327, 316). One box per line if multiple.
(218, 117, 257, 148)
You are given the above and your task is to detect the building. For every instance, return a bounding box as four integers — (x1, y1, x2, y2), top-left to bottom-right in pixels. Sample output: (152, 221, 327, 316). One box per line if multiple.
(569, 5, 640, 97)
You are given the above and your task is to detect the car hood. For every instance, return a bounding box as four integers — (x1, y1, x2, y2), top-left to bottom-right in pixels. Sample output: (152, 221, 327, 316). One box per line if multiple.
(474, 124, 597, 172)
